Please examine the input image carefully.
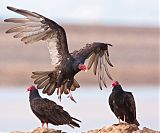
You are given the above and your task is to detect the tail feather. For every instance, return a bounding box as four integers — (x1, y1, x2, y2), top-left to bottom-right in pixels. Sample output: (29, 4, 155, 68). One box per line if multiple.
(31, 70, 80, 96)
(34, 76, 49, 84)
(32, 71, 53, 75)
(42, 83, 51, 93)
(70, 117, 81, 127)
(71, 117, 81, 123)
(37, 79, 50, 89)
(31, 70, 57, 96)
(132, 119, 140, 126)
(70, 121, 80, 128)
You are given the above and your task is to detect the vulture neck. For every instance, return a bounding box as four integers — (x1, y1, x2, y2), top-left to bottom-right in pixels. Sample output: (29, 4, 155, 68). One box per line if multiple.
(29, 89, 41, 102)
(112, 85, 124, 92)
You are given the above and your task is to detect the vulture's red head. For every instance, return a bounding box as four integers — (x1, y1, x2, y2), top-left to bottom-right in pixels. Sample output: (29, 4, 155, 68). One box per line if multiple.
(78, 64, 88, 72)
(111, 81, 120, 87)
(26, 85, 37, 92)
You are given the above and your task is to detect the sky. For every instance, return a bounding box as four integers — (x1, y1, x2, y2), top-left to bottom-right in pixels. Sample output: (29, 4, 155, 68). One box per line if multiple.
(0, 0, 159, 27)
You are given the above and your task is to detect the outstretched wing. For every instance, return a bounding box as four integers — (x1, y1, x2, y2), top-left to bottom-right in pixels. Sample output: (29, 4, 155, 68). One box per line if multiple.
(72, 42, 113, 89)
(4, 6, 70, 68)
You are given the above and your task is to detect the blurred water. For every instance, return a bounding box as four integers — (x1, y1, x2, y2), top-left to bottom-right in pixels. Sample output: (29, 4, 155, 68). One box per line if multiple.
(0, 85, 159, 132)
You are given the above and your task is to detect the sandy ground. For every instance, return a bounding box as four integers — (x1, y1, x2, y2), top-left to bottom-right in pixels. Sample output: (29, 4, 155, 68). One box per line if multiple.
(0, 21, 159, 86)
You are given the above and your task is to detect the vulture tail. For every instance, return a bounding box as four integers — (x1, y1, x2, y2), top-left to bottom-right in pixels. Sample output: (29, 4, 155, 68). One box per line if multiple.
(31, 70, 57, 95)
(132, 119, 140, 126)
(69, 118, 81, 128)
(31, 70, 80, 96)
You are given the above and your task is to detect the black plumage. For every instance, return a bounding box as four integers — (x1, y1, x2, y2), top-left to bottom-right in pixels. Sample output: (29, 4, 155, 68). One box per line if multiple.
(5, 6, 114, 102)
(27, 86, 81, 128)
(109, 81, 139, 126)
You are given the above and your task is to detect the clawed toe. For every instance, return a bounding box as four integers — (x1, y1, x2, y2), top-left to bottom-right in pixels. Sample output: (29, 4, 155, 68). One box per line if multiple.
(67, 89, 77, 103)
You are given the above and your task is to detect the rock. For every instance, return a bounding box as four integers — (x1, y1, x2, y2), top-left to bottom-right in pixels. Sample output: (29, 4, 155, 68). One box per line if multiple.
(11, 125, 159, 133)
(141, 127, 159, 133)
(11, 127, 66, 133)
(87, 123, 159, 133)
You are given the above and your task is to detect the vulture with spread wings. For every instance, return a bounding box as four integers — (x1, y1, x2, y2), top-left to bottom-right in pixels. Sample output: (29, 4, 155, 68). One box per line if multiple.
(5, 6, 114, 102)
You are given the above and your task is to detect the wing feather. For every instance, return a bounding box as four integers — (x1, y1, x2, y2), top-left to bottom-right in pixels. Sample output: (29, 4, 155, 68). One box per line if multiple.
(93, 53, 99, 75)
(125, 92, 136, 118)
(101, 56, 108, 88)
(105, 51, 114, 67)
(103, 56, 113, 80)
(4, 18, 32, 23)
(5, 6, 70, 68)
(98, 57, 102, 90)
(21, 29, 51, 44)
(6, 6, 41, 18)
(87, 52, 96, 69)
(72, 42, 113, 89)
(6, 25, 43, 33)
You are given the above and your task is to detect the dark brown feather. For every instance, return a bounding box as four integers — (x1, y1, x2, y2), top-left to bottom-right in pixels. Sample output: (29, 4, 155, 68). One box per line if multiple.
(37, 79, 50, 89)
(71, 42, 113, 89)
(105, 51, 113, 67)
(93, 53, 99, 75)
(87, 52, 96, 69)
(47, 83, 56, 95)
(4, 18, 31, 23)
(7, 6, 41, 18)
(73, 79, 80, 88)
(42, 83, 51, 94)
(34, 76, 48, 84)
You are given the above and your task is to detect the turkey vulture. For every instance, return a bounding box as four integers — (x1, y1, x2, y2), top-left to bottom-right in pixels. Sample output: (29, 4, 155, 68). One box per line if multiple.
(27, 85, 81, 128)
(5, 6, 113, 102)
(109, 81, 139, 126)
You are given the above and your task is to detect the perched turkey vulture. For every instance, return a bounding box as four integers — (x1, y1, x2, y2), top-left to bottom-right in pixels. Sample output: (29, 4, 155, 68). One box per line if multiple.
(5, 6, 113, 102)
(27, 85, 81, 128)
(109, 81, 139, 126)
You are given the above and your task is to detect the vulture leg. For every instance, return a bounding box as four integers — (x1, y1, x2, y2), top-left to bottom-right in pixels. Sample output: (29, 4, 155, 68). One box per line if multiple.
(124, 115, 126, 123)
(118, 116, 120, 124)
(67, 89, 77, 103)
(65, 78, 77, 103)
(57, 85, 65, 101)
(67, 78, 73, 89)
(42, 122, 44, 128)
(57, 87, 61, 101)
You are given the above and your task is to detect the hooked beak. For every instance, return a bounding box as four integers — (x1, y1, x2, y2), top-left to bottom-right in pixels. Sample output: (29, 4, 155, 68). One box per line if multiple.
(84, 68, 88, 72)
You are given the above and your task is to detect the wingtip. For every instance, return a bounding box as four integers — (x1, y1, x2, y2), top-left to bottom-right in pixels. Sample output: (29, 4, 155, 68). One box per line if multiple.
(6, 6, 10, 9)
(4, 19, 7, 22)
(5, 30, 10, 33)
(7, 6, 16, 11)
(110, 64, 114, 67)
(108, 43, 112, 47)
(7, 6, 12, 10)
